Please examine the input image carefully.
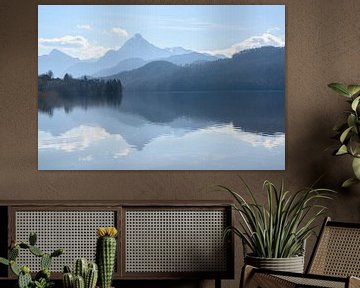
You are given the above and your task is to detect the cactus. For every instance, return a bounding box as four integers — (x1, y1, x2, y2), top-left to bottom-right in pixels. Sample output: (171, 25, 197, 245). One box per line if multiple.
(64, 265, 72, 273)
(35, 268, 51, 281)
(51, 248, 64, 258)
(96, 227, 118, 288)
(18, 269, 32, 288)
(10, 260, 20, 276)
(74, 258, 88, 279)
(19, 243, 30, 249)
(63, 272, 74, 288)
(85, 263, 98, 288)
(41, 253, 52, 270)
(29, 232, 37, 246)
(74, 275, 85, 288)
(29, 245, 44, 257)
(0, 232, 64, 288)
(63, 260, 98, 288)
(9, 246, 19, 260)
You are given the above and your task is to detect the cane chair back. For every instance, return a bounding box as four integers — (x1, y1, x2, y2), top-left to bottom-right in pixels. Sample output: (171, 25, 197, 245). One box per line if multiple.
(241, 218, 360, 288)
(307, 217, 360, 278)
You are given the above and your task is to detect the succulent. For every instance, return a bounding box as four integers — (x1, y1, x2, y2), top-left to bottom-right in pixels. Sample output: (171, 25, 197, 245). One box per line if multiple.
(96, 227, 118, 288)
(33, 278, 54, 288)
(63, 260, 98, 288)
(0, 232, 63, 288)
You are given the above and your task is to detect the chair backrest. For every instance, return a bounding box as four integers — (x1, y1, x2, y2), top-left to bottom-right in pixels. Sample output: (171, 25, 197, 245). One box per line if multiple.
(307, 217, 360, 277)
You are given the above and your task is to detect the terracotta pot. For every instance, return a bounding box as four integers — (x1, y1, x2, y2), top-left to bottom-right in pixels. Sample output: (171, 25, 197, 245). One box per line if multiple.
(245, 254, 304, 273)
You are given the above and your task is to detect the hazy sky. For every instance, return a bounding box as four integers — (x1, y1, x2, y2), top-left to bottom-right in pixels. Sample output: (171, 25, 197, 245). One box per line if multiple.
(38, 5, 285, 59)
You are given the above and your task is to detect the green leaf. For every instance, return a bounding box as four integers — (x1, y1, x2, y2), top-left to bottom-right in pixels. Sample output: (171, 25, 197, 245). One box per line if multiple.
(349, 135, 360, 157)
(342, 177, 360, 188)
(10, 261, 20, 276)
(347, 114, 356, 128)
(352, 157, 360, 179)
(347, 85, 360, 97)
(328, 83, 350, 97)
(340, 126, 353, 143)
(351, 96, 360, 111)
(336, 145, 348, 155)
(0, 257, 9, 266)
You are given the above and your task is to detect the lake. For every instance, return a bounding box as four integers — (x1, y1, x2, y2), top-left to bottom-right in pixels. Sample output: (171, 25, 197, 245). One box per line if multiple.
(38, 90, 285, 170)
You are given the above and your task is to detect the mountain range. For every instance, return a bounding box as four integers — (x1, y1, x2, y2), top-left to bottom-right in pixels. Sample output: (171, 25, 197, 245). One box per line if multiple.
(38, 33, 285, 92)
(38, 49, 80, 78)
(38, 34, 222, 78)
(105, 46, 285, 91)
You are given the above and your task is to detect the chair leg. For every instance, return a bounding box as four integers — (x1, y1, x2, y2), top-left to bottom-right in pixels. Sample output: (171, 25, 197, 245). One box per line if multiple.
(240, 265, 255, 288)
(215, 278, 221, 288)
(349, 276, 360, 288)
(240, 265, 296, 288)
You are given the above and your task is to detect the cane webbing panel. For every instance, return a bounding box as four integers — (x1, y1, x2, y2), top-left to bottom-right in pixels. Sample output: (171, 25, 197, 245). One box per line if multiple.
(125, 210, 227, 273)
(15, 211, 115, 272)
(309, 226, 360, 277)
(249, 273, 297, 288)
(276, 275, 345, 288)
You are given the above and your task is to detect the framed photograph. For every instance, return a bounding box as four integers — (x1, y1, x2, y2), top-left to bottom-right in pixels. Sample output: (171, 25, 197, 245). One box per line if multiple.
(38, 5, 285, 170)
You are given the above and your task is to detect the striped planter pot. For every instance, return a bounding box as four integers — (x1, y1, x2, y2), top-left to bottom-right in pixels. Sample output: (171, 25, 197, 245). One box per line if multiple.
(245, 254, 305, 273)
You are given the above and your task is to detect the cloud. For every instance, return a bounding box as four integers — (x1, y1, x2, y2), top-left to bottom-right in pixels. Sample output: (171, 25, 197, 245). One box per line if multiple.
(111, 27, 129, 38)
(38, 125, 129, 153)
(38, 35, 108, 60)
(204, 33, 285, 57)
(79, 155, 93, 161)
(76, 24, 91, 30)
(266, 27, 280, 33)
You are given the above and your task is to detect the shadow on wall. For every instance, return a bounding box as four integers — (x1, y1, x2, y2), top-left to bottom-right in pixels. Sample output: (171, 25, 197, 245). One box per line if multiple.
(301, 108, 360, 216)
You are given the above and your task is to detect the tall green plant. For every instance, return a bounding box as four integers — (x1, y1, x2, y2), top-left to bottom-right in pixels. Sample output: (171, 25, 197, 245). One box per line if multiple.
(221, 179, 334, 258)
(328, 83, 360, 187)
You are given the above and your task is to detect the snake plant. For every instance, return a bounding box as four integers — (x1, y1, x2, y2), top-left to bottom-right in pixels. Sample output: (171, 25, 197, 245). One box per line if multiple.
(328, 83, 360, 187)
(221, 178, 335, 258)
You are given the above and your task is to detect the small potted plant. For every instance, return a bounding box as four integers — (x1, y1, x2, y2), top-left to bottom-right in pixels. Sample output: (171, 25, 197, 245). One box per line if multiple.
(221, 178, 334, 273)
(328, 83, 360, 187)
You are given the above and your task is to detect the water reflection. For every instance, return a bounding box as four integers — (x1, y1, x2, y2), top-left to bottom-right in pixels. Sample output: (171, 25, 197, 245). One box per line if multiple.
(39, 90, 284, 134)
(38, 90, 285, 170)
(38, 79, 123, 115)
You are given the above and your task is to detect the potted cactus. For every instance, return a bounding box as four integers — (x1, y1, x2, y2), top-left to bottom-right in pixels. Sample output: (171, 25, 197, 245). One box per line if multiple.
(62, 258, 98, 288)
(0, 232, 63, 288)
(96, 227, 118, 288)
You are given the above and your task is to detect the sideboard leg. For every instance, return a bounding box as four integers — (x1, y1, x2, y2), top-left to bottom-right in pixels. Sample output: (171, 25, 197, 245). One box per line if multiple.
(215, 278, 221, 288)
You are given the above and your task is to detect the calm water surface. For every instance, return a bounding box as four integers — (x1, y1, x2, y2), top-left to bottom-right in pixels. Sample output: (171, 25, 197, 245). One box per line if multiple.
(38, 91, 285, 170)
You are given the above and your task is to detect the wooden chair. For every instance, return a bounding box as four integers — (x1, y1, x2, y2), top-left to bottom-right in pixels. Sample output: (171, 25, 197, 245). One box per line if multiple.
(241, 217, 360, 288)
